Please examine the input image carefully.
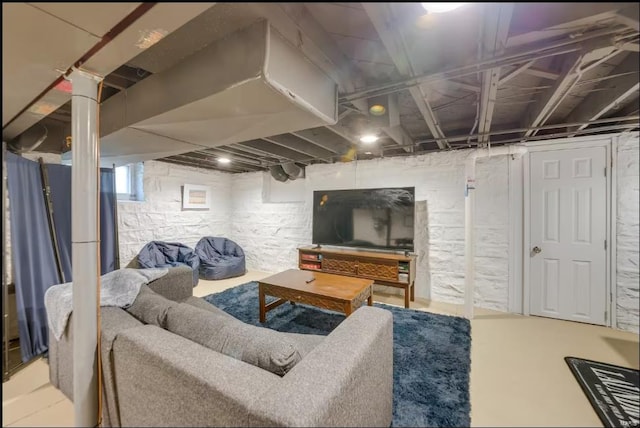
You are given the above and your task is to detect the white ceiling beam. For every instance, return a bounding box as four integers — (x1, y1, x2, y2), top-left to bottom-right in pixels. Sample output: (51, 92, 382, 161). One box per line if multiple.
(565, 53, 640, 134)
(522, 39, 620, 137)
(362, 3, 449, 149)
(499, 60, 536, 85)
(615, 4, 640, 32)
(262, 134, 334, 162)
(478, 3, 514, 146)
(521, 67, 561, 81)
(381, 93, 412, 152)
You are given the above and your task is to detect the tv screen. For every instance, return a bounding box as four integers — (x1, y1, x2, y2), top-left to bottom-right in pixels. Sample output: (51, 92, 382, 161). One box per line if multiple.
(312, 187, 415, 251)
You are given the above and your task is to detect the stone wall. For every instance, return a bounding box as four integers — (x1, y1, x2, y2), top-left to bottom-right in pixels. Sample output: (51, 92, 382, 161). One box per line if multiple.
(231, 150, 512, 311)
(117, 160, 232, 266)
(616, 134, 639, 332)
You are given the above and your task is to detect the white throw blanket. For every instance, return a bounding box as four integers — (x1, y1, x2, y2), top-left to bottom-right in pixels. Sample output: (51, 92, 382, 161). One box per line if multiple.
(44, 268, 169, 341)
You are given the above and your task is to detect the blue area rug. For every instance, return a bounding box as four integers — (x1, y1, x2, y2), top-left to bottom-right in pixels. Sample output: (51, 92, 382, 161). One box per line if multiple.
(204, 282, 471, 427)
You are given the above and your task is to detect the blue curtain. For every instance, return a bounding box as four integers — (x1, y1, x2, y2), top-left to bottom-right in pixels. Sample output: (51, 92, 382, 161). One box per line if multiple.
(46, 164, 118, 278)
(6, 152, 59, 362)
(7, 156, 119, 363)
(99, 168, 118, 273)
(46, 164, 72, 281)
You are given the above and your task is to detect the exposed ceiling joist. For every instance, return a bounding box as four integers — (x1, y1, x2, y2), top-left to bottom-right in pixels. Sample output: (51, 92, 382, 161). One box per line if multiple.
(262, 134, 334, 162)
(499, 60, 536, 85)
(160, 156, 242, 173)
(521, 67, 560, 80)
(381, 92, 412, 152)
(566, 53, 640, 134)
(478, 3, 514, 146)
(169, 153, 250, 173)
(193, 150, 265, 171)
(223, 143, 290, 162)
(236, 140, 311, 164)
(362, 3, 450, 149)
(213, 145, 283, 164)
(616, 4, 640, 32)
(325, 124, 359, 146)
(523, 38, 621, 137)
(292, 128, 352, 153)
(447, 80, 482, 93)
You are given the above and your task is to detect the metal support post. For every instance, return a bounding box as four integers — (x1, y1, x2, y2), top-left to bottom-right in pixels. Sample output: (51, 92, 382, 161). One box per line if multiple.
(69, 68, 102, 427)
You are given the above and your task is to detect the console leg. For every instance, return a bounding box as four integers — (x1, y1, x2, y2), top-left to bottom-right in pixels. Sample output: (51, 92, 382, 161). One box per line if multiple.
(404, 286, 410, 308)
(410, 282, 415, 301)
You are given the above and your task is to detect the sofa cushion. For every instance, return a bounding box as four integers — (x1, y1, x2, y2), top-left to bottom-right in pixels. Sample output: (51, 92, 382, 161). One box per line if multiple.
(180, 296, 236, 321)
(165, 302, 318, 376)
(126, 285, 178, 327)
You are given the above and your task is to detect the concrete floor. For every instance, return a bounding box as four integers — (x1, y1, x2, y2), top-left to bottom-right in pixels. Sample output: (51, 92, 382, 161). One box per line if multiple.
(3, 270, 639, 427)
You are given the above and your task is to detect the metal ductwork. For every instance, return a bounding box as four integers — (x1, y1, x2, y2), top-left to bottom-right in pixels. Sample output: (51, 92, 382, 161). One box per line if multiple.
(281, 162, 304, 180)
(269, 165, 289, 182)
(71, 19, 338, 167)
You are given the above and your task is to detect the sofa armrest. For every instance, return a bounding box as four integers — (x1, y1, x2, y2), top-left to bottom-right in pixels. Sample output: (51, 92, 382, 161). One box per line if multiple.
(249, 305, 394, 427)
(147, 266, 193, 301)
(112, 324, 281, 427)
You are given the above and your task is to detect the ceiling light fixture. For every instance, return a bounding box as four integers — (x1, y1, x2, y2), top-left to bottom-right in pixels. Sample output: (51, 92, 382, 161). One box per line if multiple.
(421, 3, 468, 13)
(369, 104, 386, 116)
(360, 134, 379, 144)
(218, 157, 231, 164)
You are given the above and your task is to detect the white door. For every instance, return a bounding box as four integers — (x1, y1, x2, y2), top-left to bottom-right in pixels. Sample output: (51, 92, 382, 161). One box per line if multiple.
(529, 146, 607, 325)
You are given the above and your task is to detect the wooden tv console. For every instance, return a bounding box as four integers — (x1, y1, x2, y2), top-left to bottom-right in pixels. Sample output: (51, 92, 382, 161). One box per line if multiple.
(298, 246, 417, 308)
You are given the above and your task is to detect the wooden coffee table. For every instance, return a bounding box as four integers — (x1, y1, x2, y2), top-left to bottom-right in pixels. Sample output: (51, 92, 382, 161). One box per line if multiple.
(258, 269, 374, 323)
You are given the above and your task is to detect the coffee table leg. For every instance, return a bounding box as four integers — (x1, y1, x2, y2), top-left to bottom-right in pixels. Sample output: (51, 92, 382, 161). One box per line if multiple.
(345, 303, 352, 317)
(368, 287, 373, 306)
(259, 285, 266, 323)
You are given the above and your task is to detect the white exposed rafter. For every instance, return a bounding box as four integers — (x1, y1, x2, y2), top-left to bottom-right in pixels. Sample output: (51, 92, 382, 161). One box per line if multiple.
(566, 53, 640, 135)
(478, 3, 514, 146)
(523, 38, 621, 137)
(362, 3, 449, 149)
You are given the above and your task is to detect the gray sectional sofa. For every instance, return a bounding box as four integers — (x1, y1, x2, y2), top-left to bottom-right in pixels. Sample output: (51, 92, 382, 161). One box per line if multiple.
(48, 266, 394, 427)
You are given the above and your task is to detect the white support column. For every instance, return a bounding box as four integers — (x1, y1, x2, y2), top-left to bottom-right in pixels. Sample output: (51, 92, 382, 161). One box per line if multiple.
(69, 68, 102, 428)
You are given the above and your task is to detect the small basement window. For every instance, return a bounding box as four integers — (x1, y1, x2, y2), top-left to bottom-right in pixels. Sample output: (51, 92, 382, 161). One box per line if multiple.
(115, 162, 144, 201)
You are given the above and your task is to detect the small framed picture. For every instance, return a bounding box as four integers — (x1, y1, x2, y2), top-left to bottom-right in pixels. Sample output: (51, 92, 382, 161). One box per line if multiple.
(182, 184, 211, 210)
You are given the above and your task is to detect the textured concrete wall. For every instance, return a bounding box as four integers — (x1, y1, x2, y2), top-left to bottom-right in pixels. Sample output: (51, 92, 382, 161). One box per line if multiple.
(616, 135, 639, 333)
(231, 150, 512, 312)
(117, 160, 232, 266)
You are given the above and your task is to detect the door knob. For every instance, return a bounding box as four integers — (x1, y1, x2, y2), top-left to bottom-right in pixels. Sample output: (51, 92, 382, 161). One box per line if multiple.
(532, 246, 542, 254)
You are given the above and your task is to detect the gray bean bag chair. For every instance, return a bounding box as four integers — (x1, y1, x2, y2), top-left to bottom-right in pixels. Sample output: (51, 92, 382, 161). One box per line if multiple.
(137, 241, 200, 286)
(195, 237, 246, 280)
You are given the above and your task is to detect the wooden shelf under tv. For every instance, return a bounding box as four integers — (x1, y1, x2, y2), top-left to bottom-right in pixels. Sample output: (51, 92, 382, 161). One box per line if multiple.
(298, 246, 417, 308)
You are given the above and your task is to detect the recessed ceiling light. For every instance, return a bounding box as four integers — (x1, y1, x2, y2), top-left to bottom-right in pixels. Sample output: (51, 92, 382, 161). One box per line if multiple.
(365, 151, 373, 155)
(421, 3, 468, 13)
(369, 104, 386, 116)
(360, 134, 379, 144)
(218, 157, 231, 164)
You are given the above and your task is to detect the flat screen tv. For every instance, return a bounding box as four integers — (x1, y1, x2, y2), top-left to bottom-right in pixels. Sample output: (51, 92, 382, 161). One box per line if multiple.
(312, 187, 415, 251)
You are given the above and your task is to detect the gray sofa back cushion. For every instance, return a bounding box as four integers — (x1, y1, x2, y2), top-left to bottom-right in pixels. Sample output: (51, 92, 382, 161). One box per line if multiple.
(126, 285, 178, 327)
(165, 303, 306, 376)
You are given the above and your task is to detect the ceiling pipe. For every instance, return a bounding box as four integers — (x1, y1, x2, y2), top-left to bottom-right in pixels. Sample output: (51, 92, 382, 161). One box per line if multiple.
(464, 144, 528, 319)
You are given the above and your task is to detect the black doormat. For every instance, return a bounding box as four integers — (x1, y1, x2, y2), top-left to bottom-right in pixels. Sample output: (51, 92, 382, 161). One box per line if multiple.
(565, 356, 639, 428)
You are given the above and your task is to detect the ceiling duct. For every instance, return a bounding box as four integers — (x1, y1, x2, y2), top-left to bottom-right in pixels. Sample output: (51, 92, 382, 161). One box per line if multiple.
(269, 165, 289, 182)
(70, 19, 338, 166)
(281, 162, 305, 180)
